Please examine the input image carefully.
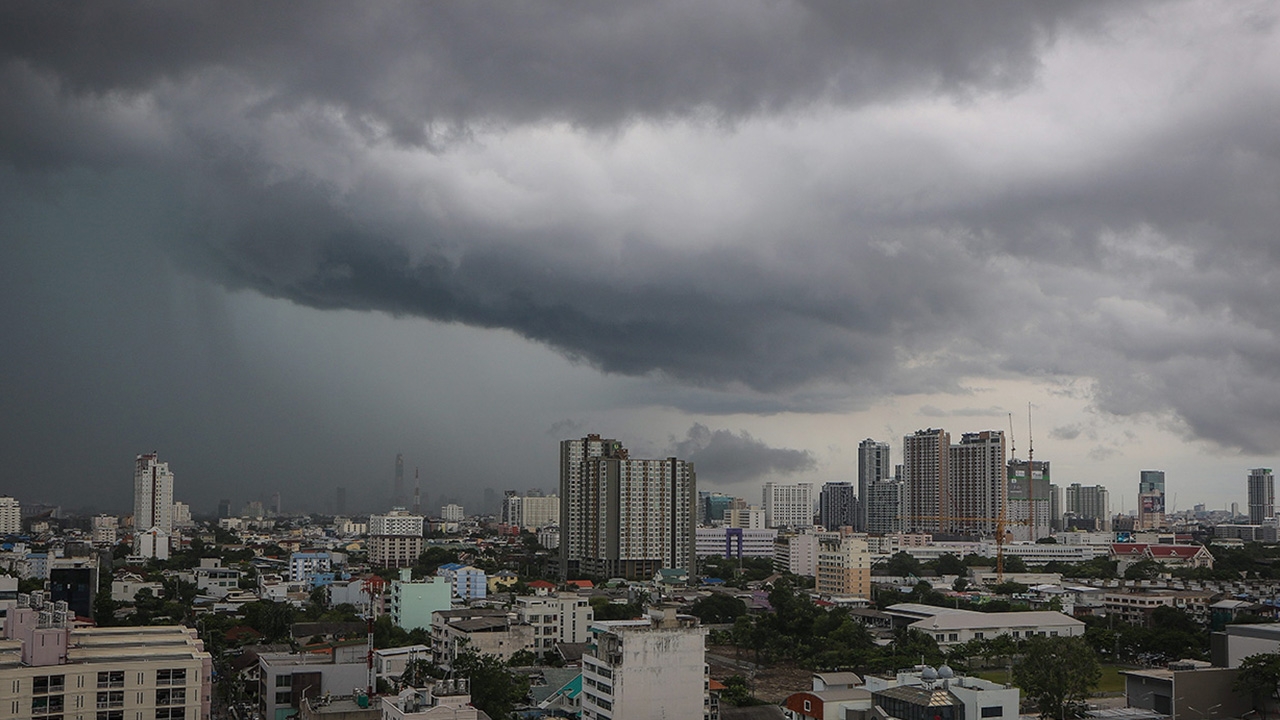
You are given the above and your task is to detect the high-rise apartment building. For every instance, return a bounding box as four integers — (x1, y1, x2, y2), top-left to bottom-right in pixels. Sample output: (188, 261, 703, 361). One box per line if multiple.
(560, 434, 622, 578)
(1138, 469, 1166, 530)
(133, 453, 173, 557)
(819, 482, 858, 531)
(1007, 459, 1050, 541)
(865, 477, 905, 535)
(0, 496, 19, 535)
(369, 510, 425, 568)
(762, 482, 815, 529)
(1248, 468, 1275, 525)
(949, 431, 1006, 536)
(559, 435, 696, 580)
(1065, 483, 1110, 531)
(502, 491, 560, 529)
(857, 439, 891, 531)
(903, 429, 950, 533)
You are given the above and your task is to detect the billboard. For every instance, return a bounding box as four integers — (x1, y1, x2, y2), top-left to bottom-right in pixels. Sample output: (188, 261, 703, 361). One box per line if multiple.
(1140, 492, 1165, 515)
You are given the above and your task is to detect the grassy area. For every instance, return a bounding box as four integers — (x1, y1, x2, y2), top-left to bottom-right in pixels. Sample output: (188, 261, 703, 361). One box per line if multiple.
(972, 664, 1128, 694)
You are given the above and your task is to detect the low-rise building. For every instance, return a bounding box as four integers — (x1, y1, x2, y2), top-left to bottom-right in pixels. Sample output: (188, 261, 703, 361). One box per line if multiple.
(389, 569, 452, 632)
(430, 608, 532, 669)
(381, 678, 480, 719)
(581, 608, 708, 720)
(258, 643, 369, 720)
(884, 604, 1084, 647)
(696, 527, 778, 559)
(1, 594, 212, 720)
(516, 594, 595, 653)
(194, 558, 242, 598)
(815, 534, 871, 600)
(436, 563, 487, 601)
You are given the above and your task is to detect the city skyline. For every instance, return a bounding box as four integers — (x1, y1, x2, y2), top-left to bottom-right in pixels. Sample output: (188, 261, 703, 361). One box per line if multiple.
(3, 2, 1280, 514)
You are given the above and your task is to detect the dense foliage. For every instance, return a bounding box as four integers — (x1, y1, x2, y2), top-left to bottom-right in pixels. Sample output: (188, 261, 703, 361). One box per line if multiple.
(1012, 636, 1101, 720)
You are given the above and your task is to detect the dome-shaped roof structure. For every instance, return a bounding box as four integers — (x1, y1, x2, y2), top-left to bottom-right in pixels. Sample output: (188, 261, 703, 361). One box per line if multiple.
(921, 666, 939, 681)
(938, 665, 955, 679)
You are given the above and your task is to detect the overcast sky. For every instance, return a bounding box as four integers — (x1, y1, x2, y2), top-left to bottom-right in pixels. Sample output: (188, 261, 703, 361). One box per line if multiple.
(2, 1, 1278, 517)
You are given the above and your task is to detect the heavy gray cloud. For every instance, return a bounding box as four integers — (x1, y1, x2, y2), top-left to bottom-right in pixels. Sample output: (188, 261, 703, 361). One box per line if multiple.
(1, 1, 1279, 511)
(669, 424, 816, 484)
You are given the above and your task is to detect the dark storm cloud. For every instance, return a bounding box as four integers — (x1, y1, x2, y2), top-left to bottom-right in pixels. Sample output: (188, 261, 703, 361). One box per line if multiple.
(0, 1, 1113, 141)
(2, 0, 1280, 514)
(669, 424, 816, 483)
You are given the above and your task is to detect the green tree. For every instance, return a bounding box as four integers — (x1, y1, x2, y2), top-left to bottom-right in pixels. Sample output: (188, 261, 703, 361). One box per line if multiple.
(1012, 635, 1101, 720)
(1236, 652, 1280, 720)
(452, 646, 530, 719)
(935, 553, 966, 576)
(691, 593, 748, 624)
(1124, 560, 1162, 581)
(880, 551, 922, 577)
(720, 675, 766, 706)
(1002, 554, 1028, 574)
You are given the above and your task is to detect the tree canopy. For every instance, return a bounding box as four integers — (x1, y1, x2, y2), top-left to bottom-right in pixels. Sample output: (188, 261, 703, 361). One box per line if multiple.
(1012, 635, 1101, 720)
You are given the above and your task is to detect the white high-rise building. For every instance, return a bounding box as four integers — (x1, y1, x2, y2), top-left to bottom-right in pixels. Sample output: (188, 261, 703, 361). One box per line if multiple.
(762, 482, 815, 529)
(1248, 468, 1275, 525)
(559, 435, 696, 580)
(133, 453, 173, 556)
(857, 439, 891, 531)
(441, 504, 465, 522)
(0, 496, 19, 535)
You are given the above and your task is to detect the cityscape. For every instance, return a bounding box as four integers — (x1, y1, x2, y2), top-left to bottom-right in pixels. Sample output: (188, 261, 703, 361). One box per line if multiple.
(4, 2, 1280, 720)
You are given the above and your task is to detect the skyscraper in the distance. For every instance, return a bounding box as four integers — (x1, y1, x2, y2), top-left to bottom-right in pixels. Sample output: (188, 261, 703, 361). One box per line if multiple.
(1248, 468, 1274, 525)
(819, 482, 858, 531)
(394, 452, 405, 507)
(1065, 483, 1110, 531)
(857, 439, 890, 532)
(903, 428, 949, 533)
(1007, 459, 1051, 540)
(1138, 469, 1166, 529)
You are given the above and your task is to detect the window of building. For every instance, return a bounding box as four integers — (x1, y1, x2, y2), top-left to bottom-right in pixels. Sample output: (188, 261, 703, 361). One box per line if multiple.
(156, 689, 185, 706)
(981, 706, 1003, 718)
(156, 669, 186, 686)
(96, 691, 124, 709)
(97, 712, 124, 720)
(34, 675, 66, 694)
(804, 700, 812, 712)
(33, 692, 66, 714)
(97, 671, 125, 689)
(155, 709, 186, 720)
(275, 675, 293, 688)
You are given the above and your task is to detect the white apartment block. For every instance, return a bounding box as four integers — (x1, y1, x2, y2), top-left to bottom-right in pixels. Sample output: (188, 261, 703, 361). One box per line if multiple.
(503, 493, 560, 529)
(774, 531, 820, 577)
(91, 514, 118, 546)
(171, 502, 192, 529)
(1, 596, 211, 720)
(133, 453, 174, 552)
(581, 609, 708, 720)
(762, 482, 815, 529)
(516, 593, 595, 652)
(0, 496, 20, 535)
(380, 679, 480, 720)
(370, 510, 426, 569)
(370, 511, 425, 537)
(194, 559, 240, 598)
(441, 505, 464, 522)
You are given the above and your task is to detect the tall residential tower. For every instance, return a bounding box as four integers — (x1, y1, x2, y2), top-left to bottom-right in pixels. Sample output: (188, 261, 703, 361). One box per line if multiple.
(1248, 468, 1275, 525)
